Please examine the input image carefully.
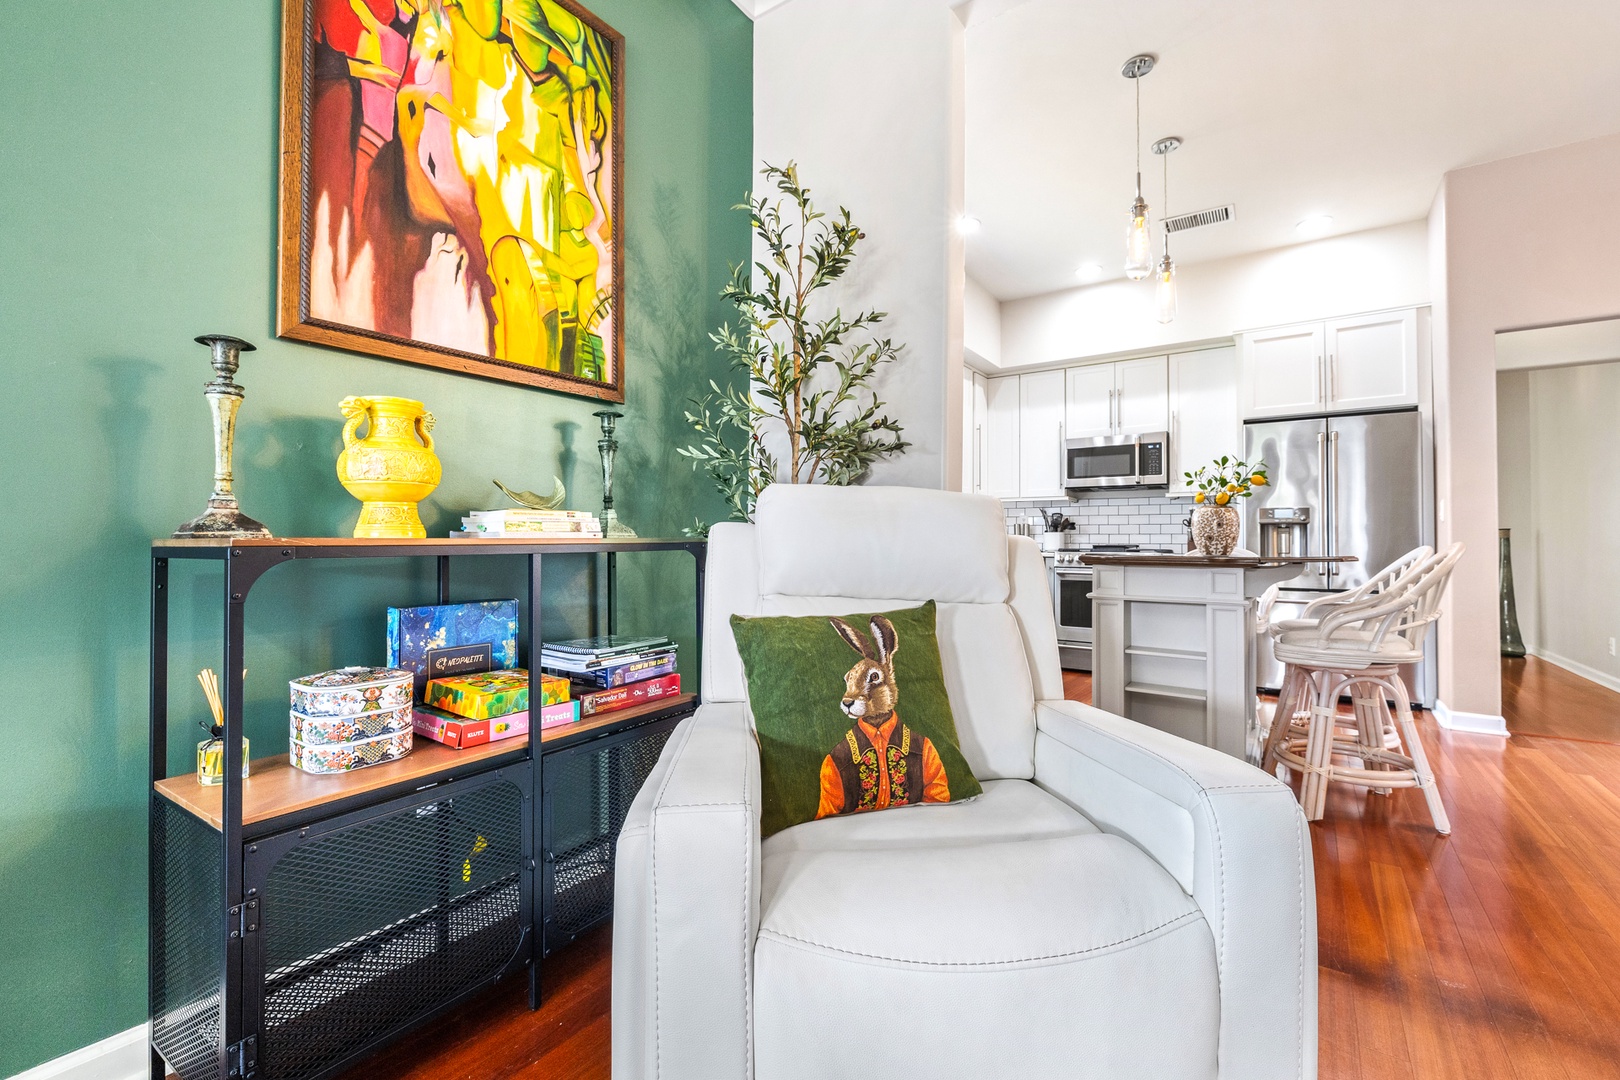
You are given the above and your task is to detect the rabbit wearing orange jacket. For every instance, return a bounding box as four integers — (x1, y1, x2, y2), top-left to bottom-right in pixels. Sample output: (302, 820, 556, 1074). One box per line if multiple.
(816, 615, 950, 819)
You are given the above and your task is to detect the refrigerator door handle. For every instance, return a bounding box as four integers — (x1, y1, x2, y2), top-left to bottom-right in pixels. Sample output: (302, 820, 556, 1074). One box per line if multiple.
(1317, 431, 1329, 586)
(1328, 429, 1340, 580)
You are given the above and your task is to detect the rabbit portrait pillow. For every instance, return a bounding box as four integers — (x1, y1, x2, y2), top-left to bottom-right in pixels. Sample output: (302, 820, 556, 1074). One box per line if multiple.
(730, 600, 983, 838)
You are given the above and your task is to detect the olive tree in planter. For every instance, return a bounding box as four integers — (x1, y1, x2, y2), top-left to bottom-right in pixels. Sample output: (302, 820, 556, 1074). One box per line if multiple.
(679, 163, 908, 533)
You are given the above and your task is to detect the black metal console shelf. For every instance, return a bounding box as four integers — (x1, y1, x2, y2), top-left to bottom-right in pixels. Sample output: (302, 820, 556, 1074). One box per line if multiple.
(149, 537, 704, 1080)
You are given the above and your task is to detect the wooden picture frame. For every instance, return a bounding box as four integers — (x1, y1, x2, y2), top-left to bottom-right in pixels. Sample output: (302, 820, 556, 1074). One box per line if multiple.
(277, 0, 626, 401)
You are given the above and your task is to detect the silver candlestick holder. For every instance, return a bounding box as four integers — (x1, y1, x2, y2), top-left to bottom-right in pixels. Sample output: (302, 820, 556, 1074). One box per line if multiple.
(173, 334, 272, 538)
(593, 409, 637, 538)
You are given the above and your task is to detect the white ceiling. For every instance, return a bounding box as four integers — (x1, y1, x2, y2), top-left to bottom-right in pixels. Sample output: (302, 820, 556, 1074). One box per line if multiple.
(966, 0, 1620, 300)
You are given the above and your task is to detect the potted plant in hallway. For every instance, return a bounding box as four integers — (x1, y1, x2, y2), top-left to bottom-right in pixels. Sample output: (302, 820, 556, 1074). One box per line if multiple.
(1186, 457, 1267, 556)
(679, 163, 909, 533)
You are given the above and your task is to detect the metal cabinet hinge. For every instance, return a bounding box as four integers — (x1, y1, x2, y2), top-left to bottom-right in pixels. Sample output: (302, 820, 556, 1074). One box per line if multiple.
(228, 1034, 257, 1077)
(229, 899, 260, 939)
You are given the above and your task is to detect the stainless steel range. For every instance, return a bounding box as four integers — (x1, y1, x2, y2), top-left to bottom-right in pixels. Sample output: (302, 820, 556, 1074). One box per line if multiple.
(1046, 543, 1179, 671)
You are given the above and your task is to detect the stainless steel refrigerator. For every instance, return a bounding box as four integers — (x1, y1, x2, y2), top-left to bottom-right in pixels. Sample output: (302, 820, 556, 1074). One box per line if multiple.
(1244, 408, 1437, 705)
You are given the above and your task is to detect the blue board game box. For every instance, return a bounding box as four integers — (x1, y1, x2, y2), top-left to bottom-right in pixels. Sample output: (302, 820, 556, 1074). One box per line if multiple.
(387, 599, 520, 699)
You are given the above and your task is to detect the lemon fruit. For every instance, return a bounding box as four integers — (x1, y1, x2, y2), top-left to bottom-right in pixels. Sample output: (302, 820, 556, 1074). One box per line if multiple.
(1215, 491, 1231, 506)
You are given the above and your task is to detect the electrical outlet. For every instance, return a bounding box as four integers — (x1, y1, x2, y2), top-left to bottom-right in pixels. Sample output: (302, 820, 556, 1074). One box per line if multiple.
(1610, 637, 1617, 658)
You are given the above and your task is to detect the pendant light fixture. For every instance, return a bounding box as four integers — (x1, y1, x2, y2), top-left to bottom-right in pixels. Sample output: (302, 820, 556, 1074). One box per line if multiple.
(1122, 54, 1157, 280)
(1152, 136, 1180, 324)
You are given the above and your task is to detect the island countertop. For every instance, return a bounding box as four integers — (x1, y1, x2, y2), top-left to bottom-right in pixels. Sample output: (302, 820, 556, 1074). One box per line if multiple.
(1079, 553, 1359, 569)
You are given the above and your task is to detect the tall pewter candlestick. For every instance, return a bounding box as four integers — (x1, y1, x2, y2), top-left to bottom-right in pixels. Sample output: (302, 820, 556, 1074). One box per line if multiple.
(174, 335, 272, 538)
(593, 409, 636, 538)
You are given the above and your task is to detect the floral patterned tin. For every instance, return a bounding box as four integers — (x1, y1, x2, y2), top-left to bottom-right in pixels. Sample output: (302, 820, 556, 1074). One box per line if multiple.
(290, 704, 413, 747)
(289, 728, 414, 774)
(289, 666, 413, 718)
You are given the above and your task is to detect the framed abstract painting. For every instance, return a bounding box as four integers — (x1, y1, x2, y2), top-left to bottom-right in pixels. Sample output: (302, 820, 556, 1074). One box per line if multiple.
(277, 0, 625, 400)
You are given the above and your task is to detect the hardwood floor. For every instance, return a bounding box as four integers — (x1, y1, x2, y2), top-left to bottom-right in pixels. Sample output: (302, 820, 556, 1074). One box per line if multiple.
(342, 664, 1620, 1080)
(1502, 654, 1620, 742)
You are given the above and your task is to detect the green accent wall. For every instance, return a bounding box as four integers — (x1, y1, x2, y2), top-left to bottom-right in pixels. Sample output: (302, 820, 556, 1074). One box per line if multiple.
(0, 1, 752, 1073)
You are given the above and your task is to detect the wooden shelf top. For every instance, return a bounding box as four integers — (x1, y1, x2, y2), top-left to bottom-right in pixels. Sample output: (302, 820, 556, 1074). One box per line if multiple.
(153, 535, 703, 560)
(156, 694, 697, 831)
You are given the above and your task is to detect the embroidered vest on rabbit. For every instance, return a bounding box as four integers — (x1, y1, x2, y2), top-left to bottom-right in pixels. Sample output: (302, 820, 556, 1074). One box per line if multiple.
(829, 713, 925, 812)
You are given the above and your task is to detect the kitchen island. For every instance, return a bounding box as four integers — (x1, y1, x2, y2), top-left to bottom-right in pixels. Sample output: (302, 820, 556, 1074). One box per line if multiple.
(1080, 552, 1355, 761)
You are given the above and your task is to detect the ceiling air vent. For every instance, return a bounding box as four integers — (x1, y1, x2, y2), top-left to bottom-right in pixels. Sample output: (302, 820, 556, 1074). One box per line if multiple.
(1164, 205, 1234, 234)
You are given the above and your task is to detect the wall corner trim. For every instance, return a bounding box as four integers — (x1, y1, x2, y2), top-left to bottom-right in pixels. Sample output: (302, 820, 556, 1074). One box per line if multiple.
(1432, 699, 1509, 737)
(7, 1024, 148, 1080)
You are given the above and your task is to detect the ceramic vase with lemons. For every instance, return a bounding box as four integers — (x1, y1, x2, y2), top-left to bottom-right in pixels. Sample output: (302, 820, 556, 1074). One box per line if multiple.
(336, 396, 441, 538)
(1185, 456, 1268, 557)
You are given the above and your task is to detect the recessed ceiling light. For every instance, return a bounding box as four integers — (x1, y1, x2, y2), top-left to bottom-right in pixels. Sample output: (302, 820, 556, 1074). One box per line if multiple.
(957, 215, 982, 236)
(1076, 262, 1105, 282)
(1295, 214, 1335, 238)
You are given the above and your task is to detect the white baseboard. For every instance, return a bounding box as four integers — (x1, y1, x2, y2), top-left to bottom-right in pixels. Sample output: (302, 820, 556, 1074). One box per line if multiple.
(7, 1024, 148, 1080)
(1530, 648, 1620, 696)
(1433, 699, 1509, 737)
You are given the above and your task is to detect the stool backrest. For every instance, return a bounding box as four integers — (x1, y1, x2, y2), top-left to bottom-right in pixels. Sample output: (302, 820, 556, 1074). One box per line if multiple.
(1318, 543, 1465, 652)
(1300, 544, 1433, 621)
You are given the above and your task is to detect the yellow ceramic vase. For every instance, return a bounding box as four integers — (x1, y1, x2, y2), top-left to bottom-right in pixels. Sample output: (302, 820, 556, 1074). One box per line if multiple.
(336, 396, 441, 538)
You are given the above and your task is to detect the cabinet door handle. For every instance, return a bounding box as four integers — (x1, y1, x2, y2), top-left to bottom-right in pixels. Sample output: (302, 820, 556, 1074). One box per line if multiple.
(1316, 355, 1324, 406)
(1328, 353, 1336, 403)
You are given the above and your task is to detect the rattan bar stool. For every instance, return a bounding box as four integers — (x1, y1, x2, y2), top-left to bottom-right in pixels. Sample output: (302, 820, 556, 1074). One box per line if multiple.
(1266, 544, 1463, 834)
(1259, 546, 1434, 781)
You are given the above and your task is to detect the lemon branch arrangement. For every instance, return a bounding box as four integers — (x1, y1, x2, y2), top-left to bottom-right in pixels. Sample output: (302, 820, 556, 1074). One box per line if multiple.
(1187, 456, 1268, 507)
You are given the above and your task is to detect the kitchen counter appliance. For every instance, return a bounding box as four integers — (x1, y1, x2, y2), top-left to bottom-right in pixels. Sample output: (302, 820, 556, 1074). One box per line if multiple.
(1047, 543, 1179, 671)
(1063, 430, 1169, 491)
(1244, 409, 1436, 704)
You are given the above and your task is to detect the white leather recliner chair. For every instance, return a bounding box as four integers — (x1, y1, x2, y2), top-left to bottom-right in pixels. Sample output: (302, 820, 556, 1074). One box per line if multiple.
(613, 485, 1316, 1080)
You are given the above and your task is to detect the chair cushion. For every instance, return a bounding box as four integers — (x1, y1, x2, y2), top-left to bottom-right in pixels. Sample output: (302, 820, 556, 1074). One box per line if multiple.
(732, 601, 984, 838)
(755, 779, 1219, 1079)
(1273, 628, 1422, 668)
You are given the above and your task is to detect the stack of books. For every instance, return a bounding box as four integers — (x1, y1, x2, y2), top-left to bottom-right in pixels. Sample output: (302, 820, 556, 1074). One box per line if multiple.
(455, 508, 603, 538)
(539, 635, 681, 717)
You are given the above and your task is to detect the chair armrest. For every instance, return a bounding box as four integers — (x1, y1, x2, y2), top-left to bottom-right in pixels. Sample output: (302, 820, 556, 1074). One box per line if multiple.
(1032, 699, 1316, 1080)
(613, 701, 761, 1080)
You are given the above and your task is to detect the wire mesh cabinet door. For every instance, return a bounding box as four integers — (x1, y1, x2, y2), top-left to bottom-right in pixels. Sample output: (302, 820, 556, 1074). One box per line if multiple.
(151, 799, 226, 1080)
(541, 718, 676, 956)
(241, 766, 532, 1080)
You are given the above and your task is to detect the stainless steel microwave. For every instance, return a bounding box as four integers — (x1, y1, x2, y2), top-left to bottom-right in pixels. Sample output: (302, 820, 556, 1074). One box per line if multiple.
(1063, 431, 1169, 490)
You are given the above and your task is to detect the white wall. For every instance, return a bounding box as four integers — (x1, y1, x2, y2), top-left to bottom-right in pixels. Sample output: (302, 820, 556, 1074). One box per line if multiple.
(964, 274, 1002, 369)
(998, 220, 1430, 368)
(1496, 362, 1620, 691)
(754, 0, 966, 489)
(1431, 131, 1620, 718)
(1495, 369, 1536, 647)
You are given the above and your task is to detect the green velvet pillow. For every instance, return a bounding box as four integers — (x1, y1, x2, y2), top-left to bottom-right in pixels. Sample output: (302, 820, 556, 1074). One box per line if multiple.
(731, 600, 983, 838)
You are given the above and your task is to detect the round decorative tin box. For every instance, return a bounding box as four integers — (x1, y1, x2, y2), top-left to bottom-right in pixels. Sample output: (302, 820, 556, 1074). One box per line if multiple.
(289, 666, 413, 718)
(290, 704, 412, 746)
(289, 729, 413, 774)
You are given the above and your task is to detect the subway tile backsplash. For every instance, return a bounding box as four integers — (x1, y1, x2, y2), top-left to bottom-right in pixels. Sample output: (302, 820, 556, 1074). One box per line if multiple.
(1002, 493, 1194, 550)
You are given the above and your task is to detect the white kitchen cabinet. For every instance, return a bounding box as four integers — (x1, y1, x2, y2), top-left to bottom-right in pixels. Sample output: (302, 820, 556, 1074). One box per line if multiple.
(1325, 309, 1419, 412)
(1116, 356, 1169, 435)
(1238, 308, 1421, 419)
(1065, 357, 1168, 438)
(983, 375, 1020, 498)
(1169, 347, 1239, 495)
(1018, 369, 1066, 497)
(962, 370, 988, 492)
(1238, 323, 1324, 418)
(1064, 364, 1114, 439)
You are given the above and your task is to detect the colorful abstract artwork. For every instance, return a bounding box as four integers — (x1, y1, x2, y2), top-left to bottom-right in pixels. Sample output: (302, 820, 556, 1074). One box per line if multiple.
(278, 0, 624, 399)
